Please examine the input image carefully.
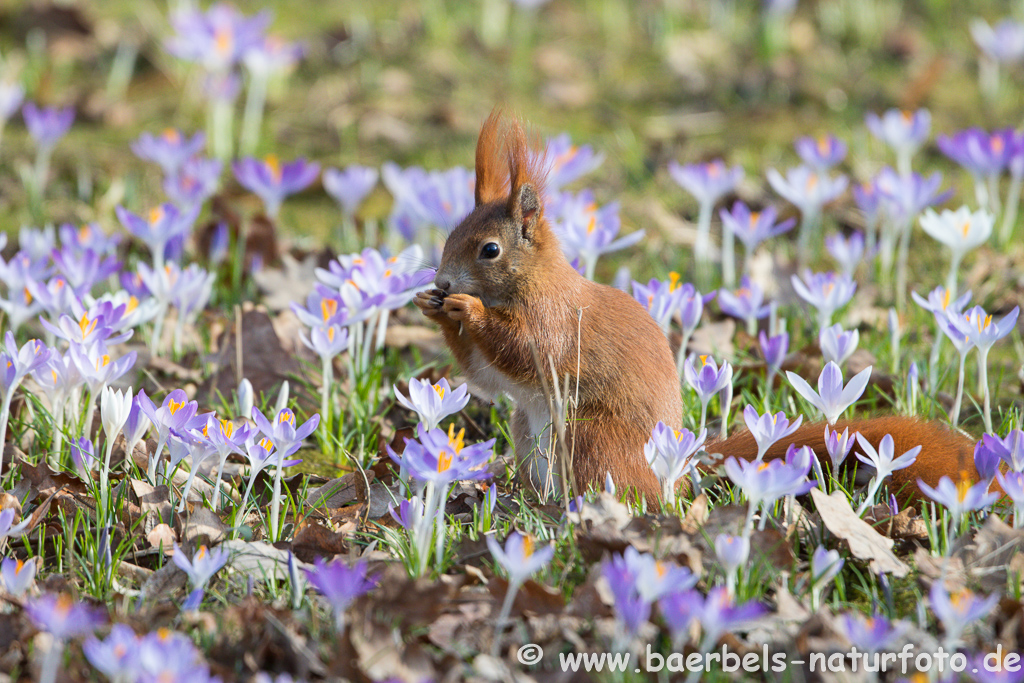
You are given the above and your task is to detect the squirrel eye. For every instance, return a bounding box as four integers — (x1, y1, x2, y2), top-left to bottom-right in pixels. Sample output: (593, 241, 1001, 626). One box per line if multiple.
(480, 242, 501, 259)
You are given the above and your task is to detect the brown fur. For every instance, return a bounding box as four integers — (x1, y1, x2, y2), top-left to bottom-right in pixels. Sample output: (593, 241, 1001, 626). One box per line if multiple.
(710, 416, 977, 505)
(417, 110, 975, 507)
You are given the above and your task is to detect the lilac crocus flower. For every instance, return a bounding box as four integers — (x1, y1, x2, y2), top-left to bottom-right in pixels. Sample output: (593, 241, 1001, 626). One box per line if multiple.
(996, 471, 1024, 527)
(824, 425, 855, 473)
(233, 155, 320, 218)
(0, 508, 31, 543)
(718, 276, 771, 335)
(929, 582, 999, 650)
(668, 159, 744, 270)
(69, 437, 96, 479)
(22, 103, 75, 150)
(724, 455, 814, 513)
(695, 587, 766, 652)
(841, 612, 905, 654)
(300, 324, 349, 364)
(953, 304, 1020, 431)
(971, 18, 1024, 64)
(810, 545, 844, 588)
(759, 331, 788, 387)
(84, 623, 141, 683)
(393, 377, 471, 432)
(980, 429, 1024, 472)
(794, 135, 847, 171)
(137, 628, 216, 682)
(683, 355, 733, 433)
(487, 531, 554, 588)
(854, 432, 921, 514)
(632, 273, 686, 335)
(602, 558, 652, 643)
(919, 206, 993, 298)
(658, 588, 702, 648)
(972, 440, 1002, 483)
(644, 422, 707, 504)
(50, 246, 121, 297)
(251, 406, 320, 458)
(865, 108, 931, 173)
(172, 542, 229, 610)
(388, 496, 424, 530)
(875, 168, 950, 223)
(131, 129, 206, 176)
(791, 270, 857, 329)
(388, 425, 495, 485)
(825, 231, 866, 278)
(0, 333, 51, 461)
(164, 156, 223, 209)
(323, 165, 379, 218)
(0, 557, 36, 597)
(742, 405, 803, 460)
(304, 557, 376, 631)
(116, 203, 200, 267)
(719, 202, 794, 268)
(786, 361, 872, 425)
(137, 388, 205, 483)
(548, 190, 642, 280)
(25, 593, 104, 640)
(819, 323, 859, 367)
(766, 165, 848, 217)
(166, 3, 271, 72)
(714, 534, 750, 596)
(919, 475, 999, 527)
(539, 133, 604, 191)
(937, 128, 1010, 184)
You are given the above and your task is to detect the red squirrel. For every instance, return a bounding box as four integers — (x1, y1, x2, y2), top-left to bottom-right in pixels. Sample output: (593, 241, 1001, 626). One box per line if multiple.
(414, 111, 978, 504)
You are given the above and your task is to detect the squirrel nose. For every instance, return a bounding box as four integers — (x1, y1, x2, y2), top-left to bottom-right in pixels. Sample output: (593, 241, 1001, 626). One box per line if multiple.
(435, 277, 451, 292)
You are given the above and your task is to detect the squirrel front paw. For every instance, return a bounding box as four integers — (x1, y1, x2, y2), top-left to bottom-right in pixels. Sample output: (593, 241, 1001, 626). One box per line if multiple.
(441, 293, 485, 323)
(414, 289, 447, 317)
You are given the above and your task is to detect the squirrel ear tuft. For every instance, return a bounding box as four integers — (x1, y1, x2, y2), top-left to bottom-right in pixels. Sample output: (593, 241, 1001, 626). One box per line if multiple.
(475, 110, 506, 206)
(512, 183, 541, 241)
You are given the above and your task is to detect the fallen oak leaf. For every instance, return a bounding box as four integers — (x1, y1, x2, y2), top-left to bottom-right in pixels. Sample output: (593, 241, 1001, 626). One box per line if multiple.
(810, 488, 909, 577)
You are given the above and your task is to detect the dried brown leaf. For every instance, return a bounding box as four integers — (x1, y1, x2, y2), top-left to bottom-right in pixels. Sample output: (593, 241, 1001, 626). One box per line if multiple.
(810, 489, 909, 577)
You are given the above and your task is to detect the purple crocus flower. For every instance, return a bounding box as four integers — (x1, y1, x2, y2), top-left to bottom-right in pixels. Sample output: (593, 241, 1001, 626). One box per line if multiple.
(251, 406, 320, 458)
(393, 377, 470, 432)
(929, 582, 999, 649)
(997, 471, 1024, 527)
(810, 545, 844, 587)
(937, 128, 1011, 179)
(22, 102, 75, 149)
(644, 421, 707, 503)
(131, 129, 206, 176)
(695, 587, 766, 651)
(791, 270, 857, 329)
(841, 612, 904, 653)
(668, 159, 743, 207)
(242, 34, 305, 77)
(875, 167, 950, 221)
(25, 593, 104, 640)
(658, 589, 703, 647)
(540, 133, 604, 190)
(304, 557, 376, 631)
(980, 429, 1024, 472)
(972, 440, 1002, 483)
(0, 557, 36, 597)
(164, 156, 223, 209)
(794, 135, 847, 171)
(741, 405, 803, 460)
(388, 425, 495, 485)
(719, 202, 795, 256)
(723, 455, 815, 507)
(853, 432, 922, 514)
(717, 275, 771, 334)
(825, 231, 866, 277)
(323, 165, 379, 218)
(137, 388, 206, 482)
(819, 323, 859, 367)
(683, 355, 733, 428)
(84, 623, 141, 682)
(714, 534, 750, 596)
(971, 18, 1024, 63)
(759, 331, 788, 385)
(766, 165, 848, 217)
(388, 496, 424, 530)
(548, 190, 642, 278)
(865, 108, 931, 161)
(233, 155, 320, 218)
(824, 425, 855, 472)
(0, 508, 31, 542)
(1, 331, 52, 390)
(49, 246, 121, 297)
(300, 324, 349, 365)
(918, 475, 999, 524)
(853, 179, 883, 225)
(116, 203, 200, 267)
(172, 543, 229, 594)
(632, 274, 686, 335)
(137, 628, 217, 682)
(69, 437, 96, 479)
(486, 531, 555, 587)
(166, 3, 271, 71)
(957, 304, 1020, 355)
(786, 361, 872, 425)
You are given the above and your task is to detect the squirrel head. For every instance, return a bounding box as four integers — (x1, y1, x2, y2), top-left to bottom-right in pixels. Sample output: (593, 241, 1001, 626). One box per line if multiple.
(434, 111, 563, 307)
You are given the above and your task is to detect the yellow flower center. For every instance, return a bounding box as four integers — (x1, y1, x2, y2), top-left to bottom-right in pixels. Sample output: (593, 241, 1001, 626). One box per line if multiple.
(523, 536, 535, 558)
(127, 296, 139, 313)
(961, 222, 971, 238)
(168, 398, 185, 415)
(278, 410, 295, 425)
(668, 271, 681, 291)
(23, 287, 32, 305)
(79, 314, 97, 338)
(586, 215, 597, 234)
(817, 136, 830, 154)
(265, 154, 282, 182)
(956, 470, 972, 503)
(447, 424, 465, 454)
(806, 174, 819, 191)
(96, 355, 111, 369)
(215, 28, 233, 55)
(321, 298, 338, 322)
(941, 289, 950, 310)
(149, 206, 164, 225)
(162, 129, 180, 143)
(433, 385, 446, 400)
